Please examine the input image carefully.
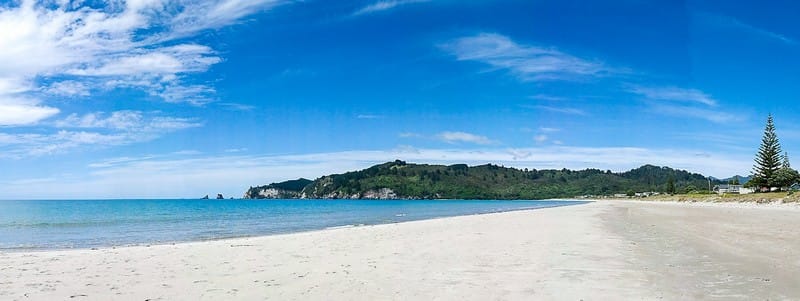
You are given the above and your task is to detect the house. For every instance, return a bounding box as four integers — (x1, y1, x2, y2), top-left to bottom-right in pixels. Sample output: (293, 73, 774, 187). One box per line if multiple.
(713, 184, 754, 194)
(790, 183, 800, 191)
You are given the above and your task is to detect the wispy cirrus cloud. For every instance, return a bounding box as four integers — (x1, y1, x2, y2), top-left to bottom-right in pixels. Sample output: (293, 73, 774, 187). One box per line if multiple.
(697, 11, 796, 45)
(628, 85, 741, 123)
(399, 132, 423, 138)
(538, 127, 561, 133)
(54, 111, 202, 131)
(628, 86, 718, 106)
(529, 94, 567, 101)
(0, 111, 202, 157)
(648, 103, 741, 124)
(530, 105, 587, 116)
(440, 33, 618, 81)
(356, 114, 385, 119)
(352, 0, 430, 16)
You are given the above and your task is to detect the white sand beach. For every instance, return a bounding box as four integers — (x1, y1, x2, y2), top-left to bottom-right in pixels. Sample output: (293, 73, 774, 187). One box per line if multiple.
(2, 201, 800, 300)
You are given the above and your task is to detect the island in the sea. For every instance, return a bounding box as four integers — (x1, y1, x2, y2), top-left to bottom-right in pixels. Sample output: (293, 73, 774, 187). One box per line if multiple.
(244, 160, 724, 200)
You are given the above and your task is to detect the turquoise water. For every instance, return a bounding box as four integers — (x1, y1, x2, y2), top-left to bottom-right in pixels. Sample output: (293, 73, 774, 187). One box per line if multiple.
(0, 199, 588, 250)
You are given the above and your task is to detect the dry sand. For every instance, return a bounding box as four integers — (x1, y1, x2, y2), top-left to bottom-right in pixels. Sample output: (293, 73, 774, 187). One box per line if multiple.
(1, 201, 799, 300)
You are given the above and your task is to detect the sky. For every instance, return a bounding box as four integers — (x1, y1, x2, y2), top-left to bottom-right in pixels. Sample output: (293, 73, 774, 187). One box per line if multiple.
(1, 0, 799, 199)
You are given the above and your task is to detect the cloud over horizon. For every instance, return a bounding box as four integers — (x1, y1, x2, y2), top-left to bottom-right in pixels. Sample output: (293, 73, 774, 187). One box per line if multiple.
(0, 146, 750, 199)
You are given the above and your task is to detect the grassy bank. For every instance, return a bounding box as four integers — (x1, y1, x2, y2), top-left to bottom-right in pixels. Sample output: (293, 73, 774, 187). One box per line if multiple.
(631, 192, 800, 203)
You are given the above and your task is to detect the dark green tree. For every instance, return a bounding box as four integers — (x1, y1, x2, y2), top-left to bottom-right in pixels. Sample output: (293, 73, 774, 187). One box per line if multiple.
(666, 175, 676, 194)
(752, 114, 783, 189)
(775, 152, 800, 189)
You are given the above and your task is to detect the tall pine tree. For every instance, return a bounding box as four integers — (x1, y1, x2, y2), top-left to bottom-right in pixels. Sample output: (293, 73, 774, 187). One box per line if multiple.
(752, 114, 783, 189)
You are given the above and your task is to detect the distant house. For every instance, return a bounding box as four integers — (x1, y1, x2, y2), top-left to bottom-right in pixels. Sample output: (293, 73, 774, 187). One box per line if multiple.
(713, 184, 754, 195)
(790, 183, 800, 191)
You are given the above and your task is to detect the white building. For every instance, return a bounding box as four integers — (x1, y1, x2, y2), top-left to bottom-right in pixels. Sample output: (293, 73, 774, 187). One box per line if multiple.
(713, 184, 754, 195)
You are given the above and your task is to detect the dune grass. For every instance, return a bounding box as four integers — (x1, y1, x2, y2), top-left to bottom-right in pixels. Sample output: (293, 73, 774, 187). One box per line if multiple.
(635, 192, 800, 203)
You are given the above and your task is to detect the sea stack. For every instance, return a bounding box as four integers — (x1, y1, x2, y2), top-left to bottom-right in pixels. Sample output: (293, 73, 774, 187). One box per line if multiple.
(216, 193, 224, 199)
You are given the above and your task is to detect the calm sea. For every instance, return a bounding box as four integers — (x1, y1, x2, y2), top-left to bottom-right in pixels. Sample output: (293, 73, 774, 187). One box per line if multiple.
(0, 199, 587, 250)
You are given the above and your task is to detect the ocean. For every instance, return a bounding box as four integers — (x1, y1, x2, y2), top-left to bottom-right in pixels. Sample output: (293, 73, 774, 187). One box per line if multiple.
(0, 199, 588, 250)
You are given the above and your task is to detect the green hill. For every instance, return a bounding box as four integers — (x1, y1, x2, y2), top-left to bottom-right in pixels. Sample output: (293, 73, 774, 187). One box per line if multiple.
(244, 161, 720, 200)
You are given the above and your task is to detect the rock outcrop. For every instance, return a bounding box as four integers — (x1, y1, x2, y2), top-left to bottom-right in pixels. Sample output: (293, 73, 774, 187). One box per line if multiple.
(243, 187, 301, 199)
(361, 188, 398, 199)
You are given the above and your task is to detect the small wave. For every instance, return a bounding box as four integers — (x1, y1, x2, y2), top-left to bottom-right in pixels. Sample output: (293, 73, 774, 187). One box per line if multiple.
(395, 213, 407, 217)
(325, 225, 356, 230)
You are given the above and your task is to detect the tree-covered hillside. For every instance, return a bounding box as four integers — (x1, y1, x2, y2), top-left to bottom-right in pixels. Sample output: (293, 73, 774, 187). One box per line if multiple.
(244, 161, 720, 200)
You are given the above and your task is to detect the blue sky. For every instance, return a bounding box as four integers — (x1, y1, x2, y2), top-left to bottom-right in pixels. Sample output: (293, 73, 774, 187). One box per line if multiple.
(1, 0, 799, 198)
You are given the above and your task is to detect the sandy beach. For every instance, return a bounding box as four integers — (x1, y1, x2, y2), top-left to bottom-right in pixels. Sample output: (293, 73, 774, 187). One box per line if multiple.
(2, 201, 799, 300)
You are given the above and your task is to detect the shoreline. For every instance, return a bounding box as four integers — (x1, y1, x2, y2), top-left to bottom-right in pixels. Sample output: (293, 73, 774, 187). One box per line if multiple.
(1, 200, 590, 253)
(3, 201, 800, 299)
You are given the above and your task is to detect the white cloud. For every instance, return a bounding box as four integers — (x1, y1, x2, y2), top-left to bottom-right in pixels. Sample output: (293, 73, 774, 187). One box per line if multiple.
(54, 111, 144, 129)
(399, 132, 422, 138)
(628, 86, 718, 106)
(539, 127, 560, 133)
(169, 0, 285, 37)
(356, 114, 384, 119)
(352, 0, 429, 16)
(440, 33, 617, 81)
(68, 44, 221, 77)
(0, 111, 201, 157)
(532, 105, 587, 116)
(156, 84, 217, 105)
(529, 94, 567, 101)
(437, 131, 495, 145)
(0, 130, 130, 157)
(0, 97, 59, 126)
(43, 80, 90, 97)
(628, 85, 742, 123)
(0, 0, 284, 113)
(218, 102, 255, 111)
(534, 134, 548, 143)
(172, 150, 203, 156)
(53, 110, 202, 132)
(0, 146, 751, 199)
(649, 103, 742, 124)
(0, 77, 33, 94)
